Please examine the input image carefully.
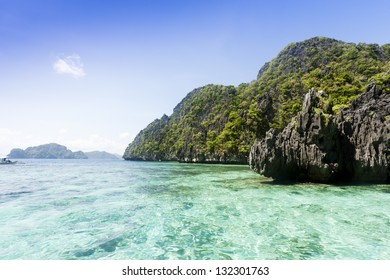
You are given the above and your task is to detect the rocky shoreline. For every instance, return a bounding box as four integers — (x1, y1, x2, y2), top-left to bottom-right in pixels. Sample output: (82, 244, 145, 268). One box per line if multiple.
(249, 84, 390, 183)
(123, 37, 390, 183)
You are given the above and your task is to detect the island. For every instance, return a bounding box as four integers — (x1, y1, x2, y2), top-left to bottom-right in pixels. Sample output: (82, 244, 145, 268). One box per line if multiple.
(8, 143, 120, 160)
(122, 37, 389, 183)
(84, 151, 122, 160)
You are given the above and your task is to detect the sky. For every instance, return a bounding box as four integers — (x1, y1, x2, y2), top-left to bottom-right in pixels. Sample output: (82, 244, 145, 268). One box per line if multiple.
(1, 0, 389, 156)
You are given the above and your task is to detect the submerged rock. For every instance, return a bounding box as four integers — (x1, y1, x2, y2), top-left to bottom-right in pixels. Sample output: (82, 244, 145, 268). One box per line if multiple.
(249, 84, 390, 183)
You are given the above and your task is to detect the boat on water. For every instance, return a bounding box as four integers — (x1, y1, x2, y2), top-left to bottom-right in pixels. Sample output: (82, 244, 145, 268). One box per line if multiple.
(0, 157, 17, 164)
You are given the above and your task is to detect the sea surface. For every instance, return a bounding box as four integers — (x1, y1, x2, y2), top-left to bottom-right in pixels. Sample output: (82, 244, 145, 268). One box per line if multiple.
(0, 159, 389, 260)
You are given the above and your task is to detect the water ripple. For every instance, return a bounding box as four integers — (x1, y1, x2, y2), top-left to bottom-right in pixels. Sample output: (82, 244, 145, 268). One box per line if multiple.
(0, 159, 389, 259)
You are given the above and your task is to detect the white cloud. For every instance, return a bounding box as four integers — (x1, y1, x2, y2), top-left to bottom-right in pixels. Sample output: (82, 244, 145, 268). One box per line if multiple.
(58, 128, 68, 135)
(119, 132, 131, 140)
(53, 54, 86, 78)
(0, 128, 22, 138)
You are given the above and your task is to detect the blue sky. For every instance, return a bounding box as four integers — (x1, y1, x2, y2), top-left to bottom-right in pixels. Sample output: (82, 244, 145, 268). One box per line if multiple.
(1, 0, 389, 155)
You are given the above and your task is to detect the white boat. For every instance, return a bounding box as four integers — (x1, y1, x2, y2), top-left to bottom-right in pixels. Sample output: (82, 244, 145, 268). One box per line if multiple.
(0, 157, 17, 164)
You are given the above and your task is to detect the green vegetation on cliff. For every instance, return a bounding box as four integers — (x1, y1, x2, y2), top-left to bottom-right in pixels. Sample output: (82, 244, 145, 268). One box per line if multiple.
(124, 37, 390, 163)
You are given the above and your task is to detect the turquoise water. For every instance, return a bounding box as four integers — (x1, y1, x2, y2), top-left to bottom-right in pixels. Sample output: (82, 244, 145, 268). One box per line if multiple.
(0, 159, 389, 260)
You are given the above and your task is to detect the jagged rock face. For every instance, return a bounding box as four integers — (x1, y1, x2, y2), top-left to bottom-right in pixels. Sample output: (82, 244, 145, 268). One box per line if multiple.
(123, 37, 390, 165)
(250, 85, 390, 183)
(340, 84, 390, 182)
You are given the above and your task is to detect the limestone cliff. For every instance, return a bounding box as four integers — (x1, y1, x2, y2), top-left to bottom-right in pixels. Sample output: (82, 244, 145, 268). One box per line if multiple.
(123, 37, 390, 170)
(249, 83, 390, 183)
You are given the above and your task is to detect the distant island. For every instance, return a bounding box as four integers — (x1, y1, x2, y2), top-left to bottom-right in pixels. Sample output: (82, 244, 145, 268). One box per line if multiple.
(84, 151, 121, 160)
(123, 37, 390, 183)
(8, 143, 121, 160)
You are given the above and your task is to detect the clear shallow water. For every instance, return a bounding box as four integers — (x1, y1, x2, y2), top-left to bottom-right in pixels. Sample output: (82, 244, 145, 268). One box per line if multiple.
(0, 159, 389, 260)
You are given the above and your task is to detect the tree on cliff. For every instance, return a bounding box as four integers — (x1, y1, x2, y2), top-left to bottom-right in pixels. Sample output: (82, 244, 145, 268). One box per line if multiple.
(123, 37, 390, 167)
